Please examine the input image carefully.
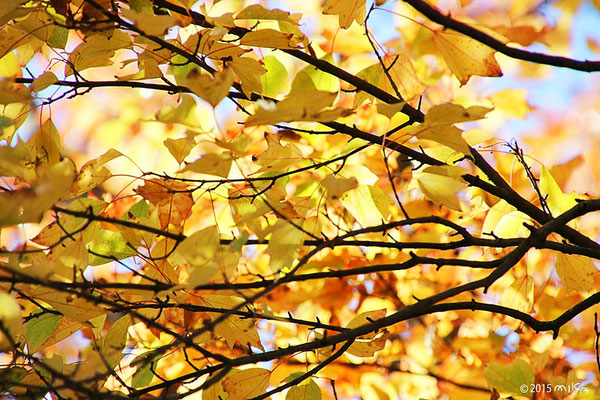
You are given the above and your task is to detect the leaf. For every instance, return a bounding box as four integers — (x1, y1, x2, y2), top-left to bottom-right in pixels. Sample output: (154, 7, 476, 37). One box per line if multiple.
(31, 71, 58, 93)
(354, 54, 424, 105)
(433, 29, 502, 85)
(236, 5, 298, 25)
(500, 276, 534, 314)
(68, 148, 123, 198)
(0, 159, 76, 226)
(413, 165, 468, 211)
(341, 185, 392, 227)
(246, 90, 352, 126)
(102, 314, 130, 367)
(323, 0, 366, 29)
(0, 78, 30, 104)
(121, 8, 181, 36)
(240, 29, 300, 50)
(24, 313, 61, 352)
(26, 314, 82, 353)
(484, 359, 534, 398)
(222, 368, 271, 400)
(201, 295, 263, 350)
(261, 55, 289, 98)
(482, 200, 531, 239)
(156, 94, 205, 128)
(131, 352, 161, 389)
(27, 287, 106, 323)
(181, 152, 233, 177)
(399, 103, 493, 155)
(185, 69, 234, 107)
(0, 292, 23, 351)
(87, 230, 138, 266)
(322, 174, 358, 199)
(253, 134, 305, 173)
(266, 219, 305, 272)
(347, 331, 388, 357)
(346, 309, 386, 329)
(65, 31, 132, 76)
(291, 54, 340, 94)
(134, 178, 193, 229)
(286, 378, 322, 400)
(555, 254, 597, 293)
(539, 167, 580, 217)
(163, 136, 196, 164)
(229, 56, 266, 98)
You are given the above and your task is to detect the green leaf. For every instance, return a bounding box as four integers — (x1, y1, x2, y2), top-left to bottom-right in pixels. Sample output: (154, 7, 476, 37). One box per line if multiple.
(484, 358, 534, 398)
(286, 378, 322, 400)
(24, 313, 61, 352)
(131, 353, 161, 388)
(261, 55, 289, 98)
(88, 230, 138, 266)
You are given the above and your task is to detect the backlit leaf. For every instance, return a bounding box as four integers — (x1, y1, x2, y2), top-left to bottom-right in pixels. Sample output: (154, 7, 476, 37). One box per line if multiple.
(266, 219, 305, 272)
(484, 359, 534, 398)
(222, 368, 271, 400)
(555, 254, 597, 293)
(185, 69, 234, 107)
(181, 152, 233, 177)
(433, 29, 502, 85)
(240, 29, 300, 50)
(323, 0, 366, 29)
(0, 292, 23, 351)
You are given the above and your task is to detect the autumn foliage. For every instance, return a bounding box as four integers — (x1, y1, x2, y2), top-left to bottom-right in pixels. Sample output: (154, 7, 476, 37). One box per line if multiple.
(2, 0, 600, 399)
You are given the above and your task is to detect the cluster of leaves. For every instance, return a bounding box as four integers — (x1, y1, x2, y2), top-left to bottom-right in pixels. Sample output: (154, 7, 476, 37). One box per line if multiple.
(1, 0, 600, 398)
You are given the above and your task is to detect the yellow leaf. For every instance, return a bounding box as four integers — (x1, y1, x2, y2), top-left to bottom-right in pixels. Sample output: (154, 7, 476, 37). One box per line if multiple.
(0, 292, 23, 351)
(31, 71, 58, 92)
(347, 331, 388, 357)
(181, 153, 232, 177)
(163, 136, 196, 164)
(28, 287, 106, 323)
(201, 295, 263, 350)
(346, 309, 386, 329)
(413, 165, 468, 211)
(286, 379, 322, 400)
(246, 90, 352, 126)
(68, 148, 123, 198)
(253, 134, 305, 173)
(323, 0, 366, 29)
(425, 103, 493, 125)
(433, 29, 502, 85)
(222, 368, 271, 400)
(266, 220, 305, 272)
(121, 8, 180, 36)
(555, 254, 597, 293)
(185, 69, 234, 107)
(236, 4, 298, 25)
(500, 276, 534, 314)
(240, 29, 300, 50)
(322, 174, 358, 199)
(0, 78, 30, 104)
(0, 159, 76, 226)
(481, 199, 531, 239)
(539, 167, 580, 217)
(28, 119, 63, 166)
(155, 94, 205, 128)
(341, 185, 392, 226)
(229, 56, 266, 98)
(65, 31, 132, 76)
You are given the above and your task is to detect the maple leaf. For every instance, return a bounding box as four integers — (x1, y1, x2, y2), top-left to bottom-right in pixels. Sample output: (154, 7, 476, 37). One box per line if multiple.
(323, 0, 366, 29)
(433, 29, 503, 85)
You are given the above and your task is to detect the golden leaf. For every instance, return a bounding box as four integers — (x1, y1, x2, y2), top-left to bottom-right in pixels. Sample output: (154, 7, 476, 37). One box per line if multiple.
(433, 29, 502, 85)
(323, 0, 366, 29)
